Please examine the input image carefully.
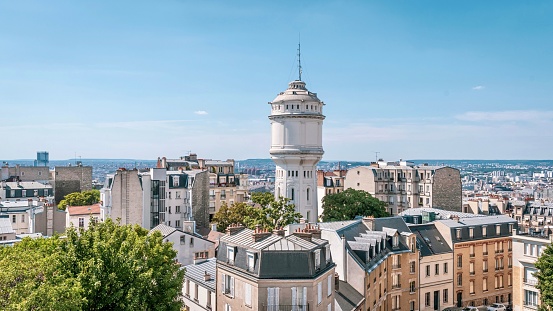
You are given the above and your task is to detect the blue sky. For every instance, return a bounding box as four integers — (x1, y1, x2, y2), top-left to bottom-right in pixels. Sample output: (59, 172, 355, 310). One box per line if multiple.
(1, 1, 552, 160)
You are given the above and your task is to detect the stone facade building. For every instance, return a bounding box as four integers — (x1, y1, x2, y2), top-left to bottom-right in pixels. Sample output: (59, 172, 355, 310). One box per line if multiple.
(344, 160, 462, 215)
(511, 230, 546, 310)
(217, 224, 335, 311)
(51, 165, 93, 203)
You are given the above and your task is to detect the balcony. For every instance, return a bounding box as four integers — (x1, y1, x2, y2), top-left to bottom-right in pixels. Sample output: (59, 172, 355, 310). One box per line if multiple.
(391, 283, 401, 289)
(470, 253, 475, 258)
(495, 249, 504, 254)
(392, 263, 401, 269)
(524, 278, 538, 286)
(483, 269, 488, 273)
(262, 305, 309, 311)
(483, 251, 488, 256)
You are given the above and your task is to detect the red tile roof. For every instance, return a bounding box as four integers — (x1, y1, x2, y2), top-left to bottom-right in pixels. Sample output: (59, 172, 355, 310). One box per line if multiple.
(67, 203, 101, 216)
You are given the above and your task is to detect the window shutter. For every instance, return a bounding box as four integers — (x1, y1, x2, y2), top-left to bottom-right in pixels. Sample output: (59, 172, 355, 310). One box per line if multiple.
(302, 287, 307, 309)
(268, 288, 274, 307)
(318, 282, 322, 303)
(275, 287, 280, 307)
(327, 275, 332, 296)
(230, 276, 235, 297)
(222, 274, 226, 293)
(245, 283, 251, 306)
(292, 287, 297, 310)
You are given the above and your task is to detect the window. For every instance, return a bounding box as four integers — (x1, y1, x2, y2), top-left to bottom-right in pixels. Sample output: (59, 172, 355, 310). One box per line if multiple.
(410, 261, 416, 273)
(314, 249, 321, 270)
(12, 215, 16, 223)
(327, 274, 332, 297)
(483, 243, 488, 255)
(470, 262, 474, 275)
(470, 280, 475, 294)
(496, 224, 501, 235)
(222, 274, 234, 297)
(469, 227, 474, 238)
(410, 281, 416, 293)
(78, 217, 85, 228)
(410, 301, 415, 311)
(457, 254, 462, 268)
(482, 225, 487, 237)
(325, 245, 331, 263)
(194, 284, 199, 301)
(435, 264, 439, 275)
(425, 292, 431, 306)
(443, 289, 448, 303)
(469, 245, 474, 257)
(244, 283, 252, 307)
(306, 188, 310, 201)
(483, 278, 488, 291)
(267, 287, 280, 308)
(392, 235, 399, 247)
(317, 282, 322, 304)
(444, 262, 448, 274)
(180, 235, 186, 245)
(291, 188, 295, 200)
(176, 205, 180, 213)
(207, 291, 211, 308)
(525, 290, 539, 307)
(291, 287, 306, 309)
(457, 273, 462, 286)
(227, 247, 235, 264)
(483, 260, 488, 272)
(21, 214, 25, 223)
(247, 253, 255, 271)
(175, 220, 180, 228)
(185, 279, 190, 296)
(190, 237, 194, 246)
(456, 229, 462, 239)
(426, 265, 430, 277)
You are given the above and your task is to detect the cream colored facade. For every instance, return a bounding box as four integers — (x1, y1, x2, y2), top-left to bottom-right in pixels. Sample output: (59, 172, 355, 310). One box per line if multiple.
(344, 160, 462, 215)
(512, 230, 546, 311)
(418, 251, 454, 310)
(198, 159, 248, 219)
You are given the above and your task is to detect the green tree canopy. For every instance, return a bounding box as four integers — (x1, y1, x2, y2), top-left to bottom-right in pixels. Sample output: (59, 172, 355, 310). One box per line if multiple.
(0, 219, 184, 311)
(321, 188, 389, 222)
(212, 193, 302, 232)
(58, 189, 100, 211)
(534, 244, 553, 310)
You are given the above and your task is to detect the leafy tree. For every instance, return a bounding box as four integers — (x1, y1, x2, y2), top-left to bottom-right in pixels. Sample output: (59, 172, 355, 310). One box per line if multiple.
(212, 193, 302, 231)
(321, 188, 388, 222)
(58, 189, 100, 211)
(0, 219, 184, 311)
(535, 245, 553, 310)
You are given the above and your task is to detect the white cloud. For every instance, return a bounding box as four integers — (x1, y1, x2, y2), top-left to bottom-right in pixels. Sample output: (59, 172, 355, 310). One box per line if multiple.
(456, 110, 553, 122)
(194, 110, 208, 115)
(472, 85, 485, 90)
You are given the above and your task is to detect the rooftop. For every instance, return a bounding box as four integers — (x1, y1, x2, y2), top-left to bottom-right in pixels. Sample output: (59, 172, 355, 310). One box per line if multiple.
(67, 203, 101, 216)
(183, 258, 216, 291)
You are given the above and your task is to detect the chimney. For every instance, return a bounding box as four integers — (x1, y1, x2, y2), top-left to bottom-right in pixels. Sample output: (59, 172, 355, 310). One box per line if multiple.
(27, 198, 33, 207)
(293, 228, 313, 242)
(226, 223, 245, 236)
(203, 271, 211, 281)
(273, 227, 285, 236)
(211, 223, 218, 232)
(252, 225, 272, 242)
(362, 216, 375, 230)
(334, 272, 340, 291)
(304, 223, 322, 239)
(451, 215, 460, 223)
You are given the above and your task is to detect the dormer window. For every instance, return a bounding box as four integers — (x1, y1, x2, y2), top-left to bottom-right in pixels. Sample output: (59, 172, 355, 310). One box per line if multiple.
(509, 224, 514, 232)
(227, 246, 235, 265)
(496, 225, 501, 235)
(314, 249, 321, 270)
(482, 226, 487, 237)
(456, 229, 462, 240)
(325, 245, 331, 263)
(393, 235, 399, 247)
(247, 252, 255, 271)
(469, 227, 474, 239)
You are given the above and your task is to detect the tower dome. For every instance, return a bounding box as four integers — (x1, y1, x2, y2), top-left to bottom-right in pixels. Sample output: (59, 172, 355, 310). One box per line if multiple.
(268, 79, 325, 223)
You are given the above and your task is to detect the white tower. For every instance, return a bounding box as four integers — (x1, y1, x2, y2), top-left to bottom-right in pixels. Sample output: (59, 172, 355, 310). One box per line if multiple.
(268, 45, 325, 223)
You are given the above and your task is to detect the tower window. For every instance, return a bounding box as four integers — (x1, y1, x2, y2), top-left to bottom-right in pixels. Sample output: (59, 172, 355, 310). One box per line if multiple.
(291, 188, 295, 200)
(307, 188, 310, 201)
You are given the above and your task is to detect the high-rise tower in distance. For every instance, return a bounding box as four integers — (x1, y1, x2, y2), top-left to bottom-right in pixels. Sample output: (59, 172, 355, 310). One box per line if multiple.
(268, 45, 325, 222)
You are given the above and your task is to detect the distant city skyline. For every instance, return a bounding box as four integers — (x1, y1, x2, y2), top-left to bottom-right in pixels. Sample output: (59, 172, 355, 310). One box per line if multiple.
(1, 1, 552, 160)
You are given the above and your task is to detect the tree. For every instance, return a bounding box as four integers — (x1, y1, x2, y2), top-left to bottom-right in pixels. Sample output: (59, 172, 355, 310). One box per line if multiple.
(534, 245, 553, 310)
(321, 188, 389, 222)
(0, 219, 184, 311)
(212, 193, 302, 232)
(58, 189, 100, 211)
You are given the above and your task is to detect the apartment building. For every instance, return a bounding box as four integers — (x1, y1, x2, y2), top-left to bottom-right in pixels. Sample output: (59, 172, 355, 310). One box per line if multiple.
(512, 230, 547, 310)
(313, 216, 419, 311)
(0, 216, 16, 241)
(409, 224, 454, 311)
(197, 159, 248, 221)
(183, 258, 216, 311)
(316, 170, 346, 218)
(216, 224, 335, 311)
(149, 223, 215, 266)
(0, 181, 52, 200)
(344, 160, 462, 215)
(0, 198, 65, 236)
(434, 215, 517, 308)
(66, 203, 101, 230)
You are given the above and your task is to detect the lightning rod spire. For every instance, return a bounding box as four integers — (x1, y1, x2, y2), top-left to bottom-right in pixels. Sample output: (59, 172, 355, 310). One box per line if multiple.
(297, 38, 302, 81)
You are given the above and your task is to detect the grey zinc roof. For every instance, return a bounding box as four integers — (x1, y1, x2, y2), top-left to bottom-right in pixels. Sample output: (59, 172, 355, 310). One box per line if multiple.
(382, 227, 398, 237)
(149, 224, 177, 237)
(318, 219, 360, 232)
(372, 217, 411, 233)
(335, 280, 364, 311)
(183, 258, 216, 291)
(0, 217, 14, 234)
(220, 228, 284, 251)
(439, 215, 515, 228)
(400, 207, 485, 219)
(409, 224, 452, 256)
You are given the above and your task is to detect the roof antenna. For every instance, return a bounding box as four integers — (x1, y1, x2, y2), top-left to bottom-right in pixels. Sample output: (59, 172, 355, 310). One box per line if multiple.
(297, 34, 302, 81)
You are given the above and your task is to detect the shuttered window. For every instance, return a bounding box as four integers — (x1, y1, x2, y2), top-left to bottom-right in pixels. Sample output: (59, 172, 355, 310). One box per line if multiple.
(244, 283, 251, 306)
(327, 275, 332, 297)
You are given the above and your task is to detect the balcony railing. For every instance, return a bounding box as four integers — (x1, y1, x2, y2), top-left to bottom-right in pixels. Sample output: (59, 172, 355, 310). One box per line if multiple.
(483, 269, 488, 273)
(495, 249, 504, 254)
(391, 283, 401, 289)
(262, 304, 309, 311)
(524, 278, 538, 286)
(392, 264, 401, 269)
(483, 251, 488, 256)
(523, 300, 539, 307)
